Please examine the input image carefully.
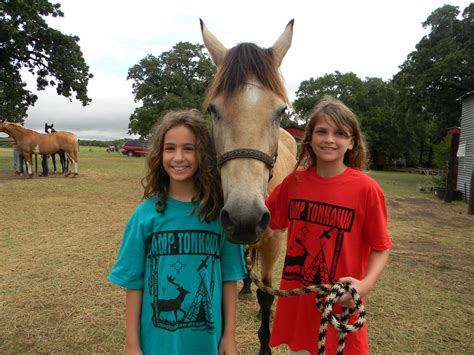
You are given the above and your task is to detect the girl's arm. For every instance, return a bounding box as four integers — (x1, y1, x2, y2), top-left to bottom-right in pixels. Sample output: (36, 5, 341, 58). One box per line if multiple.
(218, 281, 238, 355)
(125, 289, 143, 355)
(337, 248, 390, 308)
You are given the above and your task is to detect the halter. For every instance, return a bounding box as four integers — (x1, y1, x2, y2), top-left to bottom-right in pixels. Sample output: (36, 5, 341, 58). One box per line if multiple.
(217, 148, 278, 181)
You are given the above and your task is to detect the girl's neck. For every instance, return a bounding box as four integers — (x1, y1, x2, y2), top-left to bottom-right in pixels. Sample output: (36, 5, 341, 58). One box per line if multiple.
(315, 160, 348, 178)
(168, 181, 198, 202)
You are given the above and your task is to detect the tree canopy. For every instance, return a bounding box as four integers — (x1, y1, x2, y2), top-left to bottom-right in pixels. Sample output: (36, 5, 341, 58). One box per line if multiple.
(393, 4, 474, 142)
(293, 71, 364, 119)
(293, 71, 403, 166)
(127, 42, 215, 137)
(0, 0, 92, 123)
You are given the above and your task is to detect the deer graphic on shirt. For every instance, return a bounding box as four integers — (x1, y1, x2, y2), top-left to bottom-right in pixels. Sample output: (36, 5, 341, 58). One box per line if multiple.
(153, 276, 190, 322)
(284, 237, 310, 274)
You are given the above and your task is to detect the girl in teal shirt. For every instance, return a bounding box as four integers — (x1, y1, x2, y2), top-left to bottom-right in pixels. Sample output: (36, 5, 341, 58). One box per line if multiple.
(108, 110, 246, 354)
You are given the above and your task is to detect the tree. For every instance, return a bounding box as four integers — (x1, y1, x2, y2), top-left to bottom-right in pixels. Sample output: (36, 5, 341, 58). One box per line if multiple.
(127, 42, 215, 137)
(355, 77, 403, 167)
(394, 4, 474, 143)
(293, 71, 364, 120)
(293, 71, 404, 168)
(293, 71, 413, 167)
(0, 0, 93, 123)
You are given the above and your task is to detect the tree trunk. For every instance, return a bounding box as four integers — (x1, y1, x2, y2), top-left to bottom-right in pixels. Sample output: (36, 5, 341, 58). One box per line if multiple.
(444, 133, 459, 203)
(427, 145, 433, 167)
(418, 141, 424, 166)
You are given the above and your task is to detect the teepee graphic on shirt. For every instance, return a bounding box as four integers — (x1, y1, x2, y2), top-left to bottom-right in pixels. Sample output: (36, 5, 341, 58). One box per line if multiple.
(303, 243, 330, 285)
(209, 257, 216, 298)
(183, 274, 214, 330)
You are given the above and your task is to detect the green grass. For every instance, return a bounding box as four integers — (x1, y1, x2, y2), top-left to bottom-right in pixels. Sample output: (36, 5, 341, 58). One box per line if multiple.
(1, 147, 473, 354)
(367, 170, 434, 197)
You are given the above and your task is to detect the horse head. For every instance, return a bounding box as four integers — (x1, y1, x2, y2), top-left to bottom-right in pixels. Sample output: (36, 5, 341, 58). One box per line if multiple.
(45, 123, 55, 133)
(0, 119, 10, 133)
(201, 20, 293, 244)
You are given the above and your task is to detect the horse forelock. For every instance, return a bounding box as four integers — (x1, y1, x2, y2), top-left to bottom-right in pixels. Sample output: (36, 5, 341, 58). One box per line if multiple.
(204, 43, 288, 107)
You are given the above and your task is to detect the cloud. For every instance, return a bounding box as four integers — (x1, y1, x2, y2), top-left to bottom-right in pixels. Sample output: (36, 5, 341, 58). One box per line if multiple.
(25, 69, 138, 140)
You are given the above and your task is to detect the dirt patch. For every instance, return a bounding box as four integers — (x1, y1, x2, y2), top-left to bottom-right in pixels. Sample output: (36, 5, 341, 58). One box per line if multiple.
(387, 196, 473, 272)
(388, 196, 471, 227)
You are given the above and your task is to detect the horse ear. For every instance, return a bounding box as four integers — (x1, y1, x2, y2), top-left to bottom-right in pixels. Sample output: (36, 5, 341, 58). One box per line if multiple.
(272, 19, 294, 67)
(200, 19, 227, 66)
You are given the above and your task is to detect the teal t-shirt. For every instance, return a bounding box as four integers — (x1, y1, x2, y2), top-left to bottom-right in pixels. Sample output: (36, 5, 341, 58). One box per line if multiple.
(108, 197, 247, 354)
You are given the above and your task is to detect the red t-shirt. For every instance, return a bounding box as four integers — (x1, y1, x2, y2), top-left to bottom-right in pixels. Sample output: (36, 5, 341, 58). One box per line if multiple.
(266, 167, 392, 354)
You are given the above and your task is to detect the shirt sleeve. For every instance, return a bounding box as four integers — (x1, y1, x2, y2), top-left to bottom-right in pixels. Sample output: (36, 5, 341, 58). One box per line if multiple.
(107, 210, 147, 289)
(364, 182, 393, 251)
(265, 176, 290, 230)
(220, 236, 247, 282)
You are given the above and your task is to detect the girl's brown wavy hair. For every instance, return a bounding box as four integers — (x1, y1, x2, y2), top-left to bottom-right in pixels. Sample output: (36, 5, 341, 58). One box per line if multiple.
(142, 110, 222, 222)
(297, 95, 368, 171)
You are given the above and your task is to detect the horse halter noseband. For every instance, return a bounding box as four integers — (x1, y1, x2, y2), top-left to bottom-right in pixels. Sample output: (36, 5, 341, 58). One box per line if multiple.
(217, 148, 277, 181)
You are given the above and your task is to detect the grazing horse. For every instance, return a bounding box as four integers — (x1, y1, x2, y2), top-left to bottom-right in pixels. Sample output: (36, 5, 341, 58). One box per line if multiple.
(200, 20, 297, 354)
(0, 119, 79, 177)
(45, 123, 68, 174)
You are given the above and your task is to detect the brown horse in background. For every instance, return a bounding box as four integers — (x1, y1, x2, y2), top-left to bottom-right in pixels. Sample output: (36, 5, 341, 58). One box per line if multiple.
(0, 119, 79, 177)
(200, 20, 297, 354)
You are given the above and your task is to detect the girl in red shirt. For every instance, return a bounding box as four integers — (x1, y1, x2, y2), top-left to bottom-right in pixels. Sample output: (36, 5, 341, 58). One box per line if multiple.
(266, 96, 392, 354)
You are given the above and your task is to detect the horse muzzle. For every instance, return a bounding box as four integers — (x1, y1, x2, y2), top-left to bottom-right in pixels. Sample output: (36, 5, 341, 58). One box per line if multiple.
(220, 201, 270, 245)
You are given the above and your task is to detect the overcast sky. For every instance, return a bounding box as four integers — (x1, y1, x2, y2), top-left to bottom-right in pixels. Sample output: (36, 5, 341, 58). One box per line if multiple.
(6, 0, 472, 140)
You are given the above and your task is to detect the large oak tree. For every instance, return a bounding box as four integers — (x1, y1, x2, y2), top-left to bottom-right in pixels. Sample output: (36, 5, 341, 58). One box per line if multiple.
(127, 42, 215, 137)
(293, 71, 401, 167)
(394, 4, 474, 142)
(0, 0, 92, 122)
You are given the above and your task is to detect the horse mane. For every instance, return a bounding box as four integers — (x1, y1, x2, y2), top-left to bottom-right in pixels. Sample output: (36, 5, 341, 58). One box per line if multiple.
(204, 42, 289, 107)
(4, 122, 39, 136)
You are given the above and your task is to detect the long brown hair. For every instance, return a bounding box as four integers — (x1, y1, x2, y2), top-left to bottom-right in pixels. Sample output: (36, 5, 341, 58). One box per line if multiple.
(297, 96, 368, 171)
(142, 110, 222, 222)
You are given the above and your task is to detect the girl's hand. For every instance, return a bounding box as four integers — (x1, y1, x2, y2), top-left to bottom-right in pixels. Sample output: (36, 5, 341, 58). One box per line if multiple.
(218, 333, 238, 355)
(337, 250, 390, 308)
(125, 344, 143, 355)
(336, 276, 372, 309)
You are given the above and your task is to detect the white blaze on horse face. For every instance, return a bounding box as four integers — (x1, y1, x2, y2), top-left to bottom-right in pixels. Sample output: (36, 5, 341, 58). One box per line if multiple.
(244, 84, 262, 107)
(213, 83, 282, 205)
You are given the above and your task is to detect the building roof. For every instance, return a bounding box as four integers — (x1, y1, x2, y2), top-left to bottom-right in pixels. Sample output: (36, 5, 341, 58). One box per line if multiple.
(457, 91, 474, 101)
(284, 125, 305, 140)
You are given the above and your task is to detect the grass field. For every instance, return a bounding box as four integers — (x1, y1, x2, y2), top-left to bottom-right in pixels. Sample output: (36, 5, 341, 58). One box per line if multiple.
(1, 147, 473, 354)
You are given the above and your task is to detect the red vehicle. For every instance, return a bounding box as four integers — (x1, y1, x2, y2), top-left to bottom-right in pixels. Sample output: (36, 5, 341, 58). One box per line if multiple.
(120, 140, 149, 157)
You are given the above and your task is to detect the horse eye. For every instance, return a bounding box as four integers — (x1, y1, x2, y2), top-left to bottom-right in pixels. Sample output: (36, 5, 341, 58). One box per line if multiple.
(207, 104, 220, 120)
(275, 107, 287, 123)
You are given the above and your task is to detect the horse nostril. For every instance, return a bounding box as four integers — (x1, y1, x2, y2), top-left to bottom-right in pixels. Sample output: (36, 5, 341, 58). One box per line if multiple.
(257, 211, 270, 235)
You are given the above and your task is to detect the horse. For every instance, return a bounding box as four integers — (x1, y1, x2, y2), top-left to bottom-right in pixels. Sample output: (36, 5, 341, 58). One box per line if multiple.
(0, 119, 79, 177)
(45, 123, 69, 174)
(200, 20, 297, 355)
